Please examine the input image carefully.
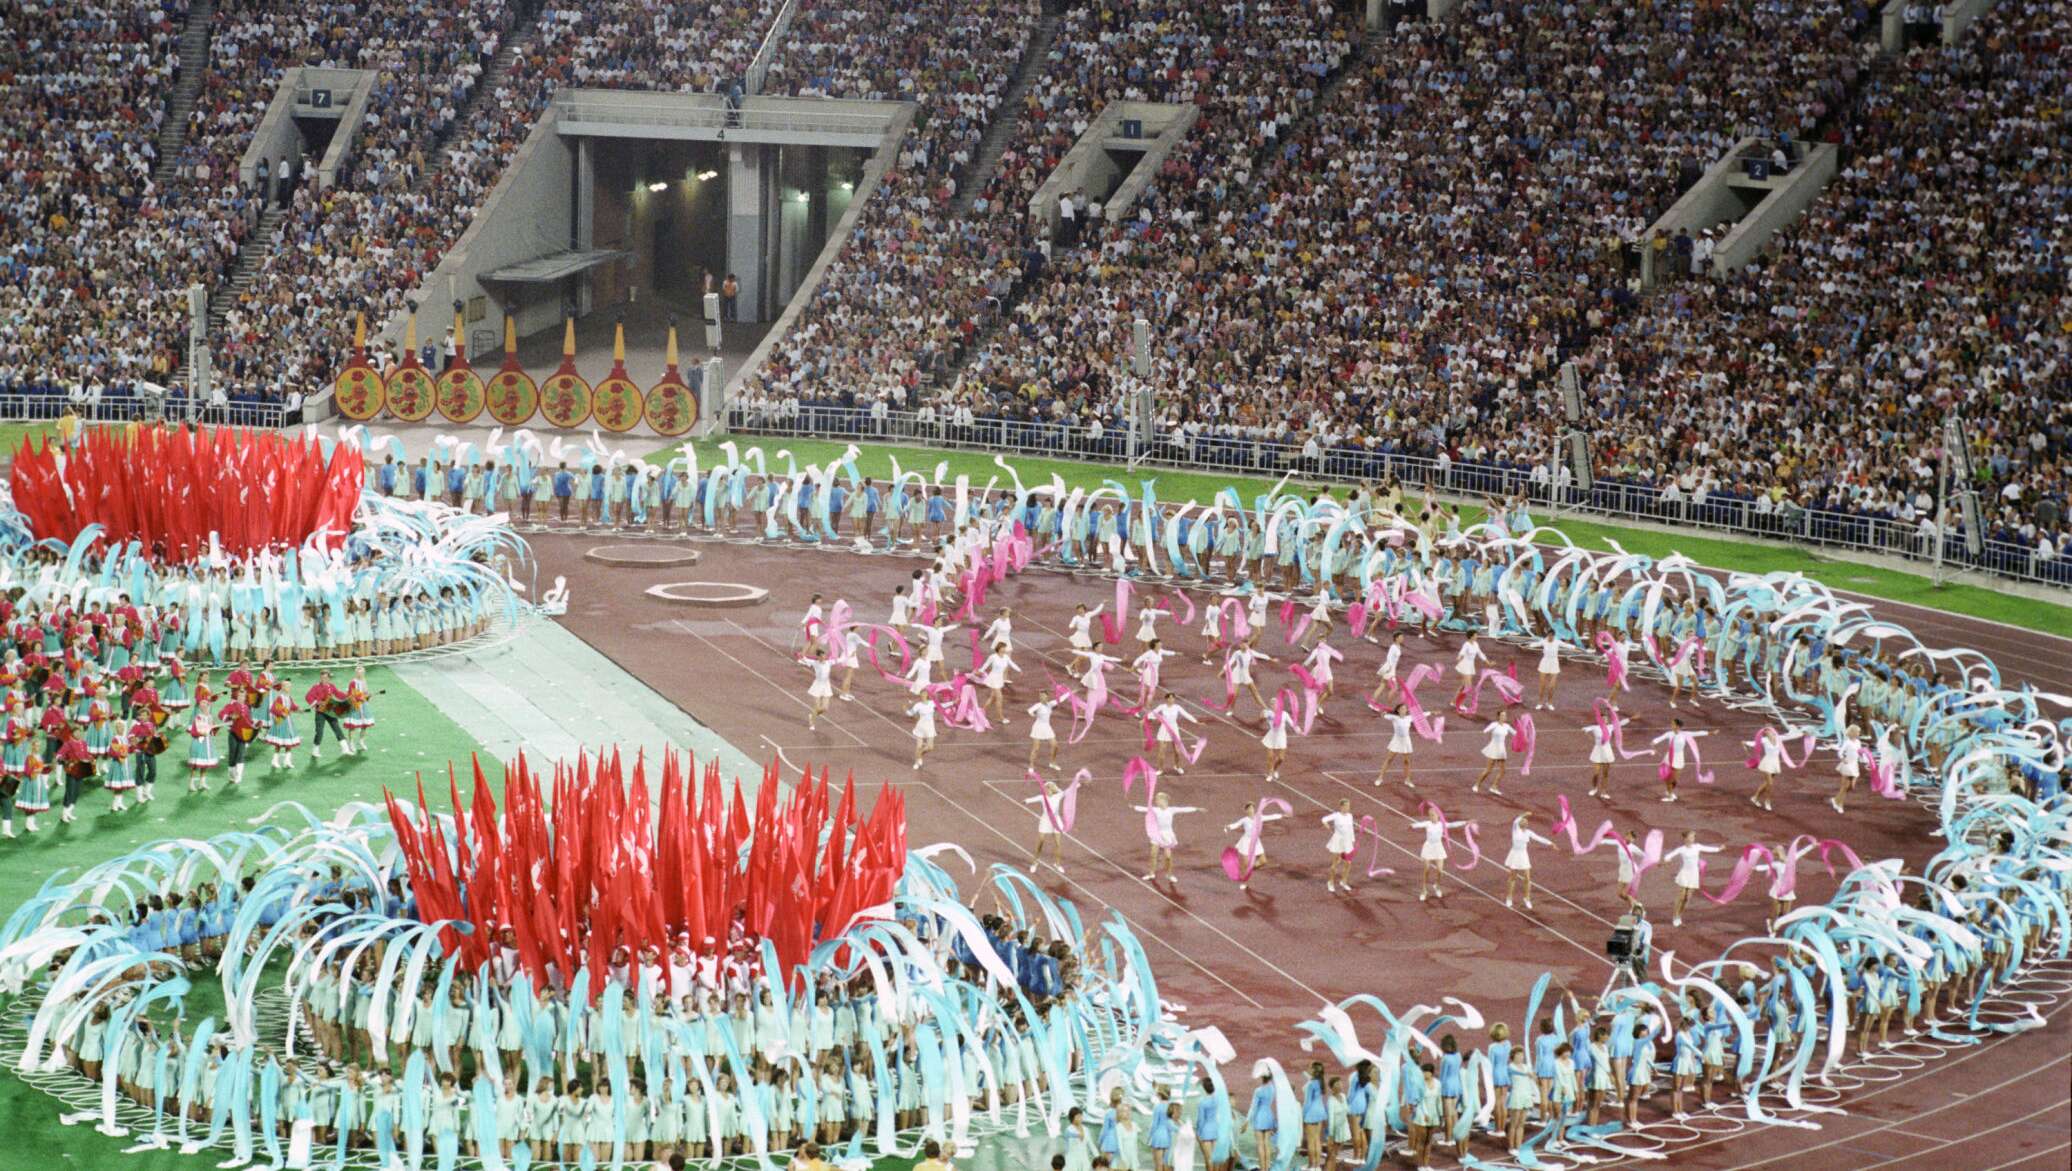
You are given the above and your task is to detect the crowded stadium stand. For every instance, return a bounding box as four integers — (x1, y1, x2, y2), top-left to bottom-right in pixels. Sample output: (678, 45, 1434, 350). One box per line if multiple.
(0, 0, 2065, 583)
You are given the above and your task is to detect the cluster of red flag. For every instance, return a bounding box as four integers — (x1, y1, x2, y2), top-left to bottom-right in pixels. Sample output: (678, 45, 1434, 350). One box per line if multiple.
(385, 750, 908, 1002)
(9, 425, 364, 559)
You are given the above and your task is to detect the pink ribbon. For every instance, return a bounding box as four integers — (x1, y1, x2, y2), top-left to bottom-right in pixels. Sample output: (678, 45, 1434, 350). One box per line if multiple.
(1220, 796, 1293, 883)
(1596, 631, 1629, 692)
(1399, 664, 1448, 742)
(1655, 731, 1717, 784)
(1590, 698, 1646, 759)
(1140, 707, 1209, 766)
(1355, 815, 1397, 877)
(1455, 663, 1522, 716)
(1024, 768, 1087, 834)
(1099, 577, 1132, 645)
(1512, 712, 1537, 776)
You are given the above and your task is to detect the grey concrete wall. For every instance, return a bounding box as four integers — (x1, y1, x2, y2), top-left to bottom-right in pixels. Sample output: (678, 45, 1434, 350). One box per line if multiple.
(1710, 143, 1838, 274)
(1944, 0, 1998, 43)
(1028, 102, 1197, 239)
(375, 105, 577, 351)
(1427, 0, 1460, 18)
(239, 68, 372, 190)
(1882, 0, 1908, 51)
(720, 105, 916, 418)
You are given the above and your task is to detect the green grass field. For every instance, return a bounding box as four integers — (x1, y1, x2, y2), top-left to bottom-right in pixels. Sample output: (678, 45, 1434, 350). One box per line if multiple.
(0, 666, 503, 1171)
(653, 434, 2072, 637)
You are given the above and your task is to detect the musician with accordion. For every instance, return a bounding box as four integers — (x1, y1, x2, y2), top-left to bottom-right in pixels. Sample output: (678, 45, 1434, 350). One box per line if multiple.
(129, 711, 167, 803)
(304, 669, 351, 759)
(217, 696, 259, 786)
(53, 730, 93, 825)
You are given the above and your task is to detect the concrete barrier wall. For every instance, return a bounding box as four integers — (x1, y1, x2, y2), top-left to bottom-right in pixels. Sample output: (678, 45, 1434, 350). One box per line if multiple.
(1710, 143, 1838, 274)
(377, 106, 578, 352)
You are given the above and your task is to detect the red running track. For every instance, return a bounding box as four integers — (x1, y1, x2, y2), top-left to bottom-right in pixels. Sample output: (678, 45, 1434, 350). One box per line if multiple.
(530, 530, 2071, 1170)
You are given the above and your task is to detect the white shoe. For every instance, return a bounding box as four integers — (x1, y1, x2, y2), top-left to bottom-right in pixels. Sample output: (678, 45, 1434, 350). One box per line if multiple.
(23, 816, 36, 831)
(1524, 898, 1533, 909)
(1049, 761, 1061, 770)
(1433, 887, 1444, 899)
(1419, 890, 1428, 902)
(1506, 896, 1514, 907)
(110, 797, 126, 812)
(1143, 874, 1156, 881)
(2, 823, 12, 839)
(1673, 917, 1683, 927)
(912, 761, 922, 771)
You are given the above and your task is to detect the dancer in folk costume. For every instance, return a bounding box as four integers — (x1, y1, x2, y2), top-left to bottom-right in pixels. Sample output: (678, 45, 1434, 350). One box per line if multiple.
(182, 700, 221, 792)
(1322, 798, 1359, 893)
(1134, 791, 1199, 889)
(1503, 813, 1553, 909)
(1, 697, 44, 834)
(54, 725, 93, 823)
(1376, 703, 1419, 788)
(262, 677, 302, 770)
(1225, 801, 1285, 891)
(341, 666, 375, 752)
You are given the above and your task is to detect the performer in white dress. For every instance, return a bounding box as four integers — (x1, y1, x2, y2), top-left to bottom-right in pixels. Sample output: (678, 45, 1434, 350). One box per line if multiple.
(1745, 726, 1793, 811)
(1451, 631, 1489, 709)
(1412, 806, 1450, 901)
(1261, 703, 1296, 782)
(1066, 604, 1104, 667)
(1323, 799, 1359, 893)
(1024, 781, 1071, 874)
(1226, 638, 1273, 713)
(1503, 813, 1553, 909)
(1473, 714, 1514, 795)
(1026, 696, 1062, 772)
(1134, 791, 1199, 888)
(1368, 630, 1406, 705)
(802, 649, 835, 730)
(978, 644, 1020, 724)
(1651, 719, 1709, 802)
(982, 606, 1015, 654)
(1532, 633, 1562, 710)
(1133, 604, 1171, 646)
(1661, 831, 1722, 927)
(905, 698, 937, 770)
(1226, 801, 1284, 891)
(1584, 706, 1627, 800)
(1831, 723, 1862, 814)
(1147, 693, 1199, 775)
(1375, 704, 1418, 788)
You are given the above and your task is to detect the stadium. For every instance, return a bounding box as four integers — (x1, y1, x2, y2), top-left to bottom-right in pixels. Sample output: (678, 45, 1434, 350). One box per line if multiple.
(0, 0, 2065, 1169)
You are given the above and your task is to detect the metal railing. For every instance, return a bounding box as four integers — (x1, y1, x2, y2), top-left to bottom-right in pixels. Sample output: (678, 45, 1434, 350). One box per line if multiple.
(0, 393, 296, 430)
(722, 402, 2072, 591)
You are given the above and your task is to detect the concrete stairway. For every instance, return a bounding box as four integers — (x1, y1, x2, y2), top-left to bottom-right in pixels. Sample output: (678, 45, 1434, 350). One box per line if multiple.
(949, 12, 1062, 217)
